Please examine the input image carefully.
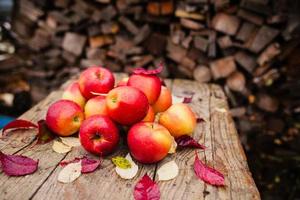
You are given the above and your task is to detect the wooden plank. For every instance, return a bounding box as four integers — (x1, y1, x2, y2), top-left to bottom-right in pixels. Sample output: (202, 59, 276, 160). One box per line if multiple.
(0, 74, 260, 199)
(155, 80, 260, 199)
(205, 84, 260, 199)
(155, 79, 209, 199)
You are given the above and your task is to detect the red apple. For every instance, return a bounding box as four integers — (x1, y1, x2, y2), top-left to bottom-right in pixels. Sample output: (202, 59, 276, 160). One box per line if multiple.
(78, 67, 115, 99)
(106, 86, 149, 125)
(84, 96, 108, 118)
(79, 115, 120, 156)
(159, 103, 197, 138)
(127, 122, 172, 164)
(152, 86, 172, 113)
(62, 82, 86, 109)
(46, 100, 84, 136)
(141, 106, 155, 122)
(127, 74, 161, 104)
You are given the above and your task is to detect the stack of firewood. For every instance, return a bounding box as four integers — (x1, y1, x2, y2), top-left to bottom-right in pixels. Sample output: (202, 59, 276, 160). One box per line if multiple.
(1, 0, 299, 137)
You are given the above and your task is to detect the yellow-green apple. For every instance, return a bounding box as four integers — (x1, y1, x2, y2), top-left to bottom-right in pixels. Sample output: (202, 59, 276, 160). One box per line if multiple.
(152, 86, 172, 113)
(62, 82, 86, 109)
(46, 100, 84, 136)
(78, 67, 115, 99)
(159, 103, 196, 138)
(106, 86, 149, 125)
(127, 122, 172, 163)
(79, 115, 120, 156)
(127, 74, 161, 104)
(116, 77, 129, 87)
(84, 96, 108, 118)
(142, 106, 155, 122)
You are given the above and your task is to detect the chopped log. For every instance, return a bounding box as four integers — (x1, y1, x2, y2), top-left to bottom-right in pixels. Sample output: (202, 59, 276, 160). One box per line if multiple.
(256, 93, 279, 113)
(181, 35, 193, 49)
(218, 36, 233, 49)
(193, 65, 211, 83)
(236, 22, 257, 42)
(226, 71, 246, 92)
(180, 18, 204, 30)
(28, 29, 51, 51)
(119, 16, 139, 35)
(234, 51, 257, 73)
(62, 32, 87, 56)
(257, 43, 280, 66)
(211, 13, 241, 35)
(237, 9, 264, 25)
(54, 0, 70, 8)
(175, 9, 205, 21)
(89, 35, 114, 48)
(147, 1, 174, 16)
(247, 26, 280, 53)
(193, 36, 208, 52)
(133, 25, 151, 45)
(208, 31, 217, 58)
(240, 0, 271, 15)
(230, 107, 247, 118)
(86, 48, 106, 60)
(62, 50, 77, 64)
(210, 56, 237, 79)
(92, 5, 117, 22)
(101, 22, 119, 34)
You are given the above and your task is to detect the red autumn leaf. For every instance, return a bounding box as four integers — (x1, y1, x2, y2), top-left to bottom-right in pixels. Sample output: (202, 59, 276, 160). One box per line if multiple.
(133, 63, 163, 75)
(175, 135, 206, 149)
(134, 174, 160, 200)
(196, 118, 205, 123)
(36, 120, 56, 144)
(194, 151, 225, 186)
(182, 96, 193, 103)
(60, 156, 101, 173)
(2, 119, 38, 135)
(0, 151, 38, 176)
(81, 157, 101, 173)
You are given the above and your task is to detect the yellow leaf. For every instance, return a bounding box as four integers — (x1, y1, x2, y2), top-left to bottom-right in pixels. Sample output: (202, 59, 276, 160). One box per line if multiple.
(115, 154, 138, 179)
(112, 156, 132, 169)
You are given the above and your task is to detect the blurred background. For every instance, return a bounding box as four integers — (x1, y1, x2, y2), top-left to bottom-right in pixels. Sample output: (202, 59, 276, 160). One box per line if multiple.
(0, 0, 299, 198)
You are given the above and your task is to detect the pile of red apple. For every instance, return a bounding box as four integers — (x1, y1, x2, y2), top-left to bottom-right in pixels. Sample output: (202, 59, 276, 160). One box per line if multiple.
(45, 65, 197, 164)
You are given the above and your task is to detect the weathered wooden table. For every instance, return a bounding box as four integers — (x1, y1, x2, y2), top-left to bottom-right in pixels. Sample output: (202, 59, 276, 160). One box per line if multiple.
(0, 73, 260, 200)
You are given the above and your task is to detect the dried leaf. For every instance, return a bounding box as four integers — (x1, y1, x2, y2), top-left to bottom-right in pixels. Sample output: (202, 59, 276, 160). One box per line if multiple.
(134, 174, 160, 200)
(176, 135, 206, 149)
(133, 63, 163, 75)
(194, 151, 225, 186)
(168, 136, 177, 154)
(0, 151, 38, 176)
(60, 156, 101, 173)
(157, 160, 179, 181)
(60, 137, 81, 147)
(112, 156, 132, 169)
(37, 120, 55, 144)
(2, 119, 38, 135)
(52, 141, 72, 154)
(115, 154, 138, 179)
(58, 161, 82, 183)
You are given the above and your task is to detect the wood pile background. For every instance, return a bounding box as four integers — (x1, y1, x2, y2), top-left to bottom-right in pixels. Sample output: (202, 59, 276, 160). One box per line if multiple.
(0, 0, 299, 143)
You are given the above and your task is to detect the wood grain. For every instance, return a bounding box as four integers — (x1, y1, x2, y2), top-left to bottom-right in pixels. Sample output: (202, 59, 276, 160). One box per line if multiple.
(0, 73, 260, 200)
